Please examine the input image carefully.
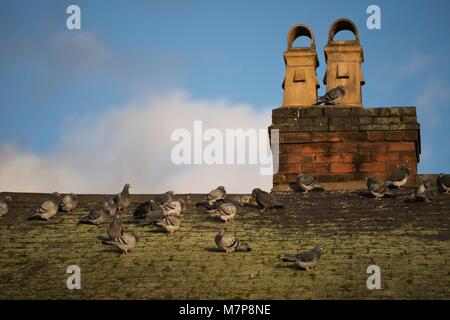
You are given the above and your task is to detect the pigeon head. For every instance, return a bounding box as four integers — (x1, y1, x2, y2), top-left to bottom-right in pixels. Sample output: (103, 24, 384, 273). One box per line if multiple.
(217, 229, 225, 235)
(124, 183, 131, 189)
(52, 192, 61, 198)
(166, 191, 175, 196)
(366, 177, 374, 184)
(70, 193, 77, 199)
(313, 245, 323, 253)
(337, 85, 345, 96)
(131, 230, 141, 242)
(3, 196, 12, 202)
(401, 166, 411, 176)
(251, 188, 259, 197)
(217, 186, 225, 191)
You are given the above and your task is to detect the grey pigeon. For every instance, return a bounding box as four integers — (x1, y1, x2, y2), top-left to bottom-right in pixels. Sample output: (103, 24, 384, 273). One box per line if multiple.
(296, 174, 325, 193)
(386, 166, 411, 188)
(215, 230, 251, 254)
(366, 177, 392, 200)
(102, 230, 140, 255)
(161, 200, 182, 217)
(31, 192, 60, 220)
(206, 186, 226, 205)
(408, 177, 436, 202)
(316, 86, 345, 105)
(282, 246, 322, 271)
(59, 193, 78, 213)
(235, 195, 258, 207)
(208, 202, 237, 223)
(155, 216, 181, 234)
(113, 183, 132, 211)
(79, 207, 111, 226)
(103, 198, 118, 216)
(251, 188, 283, 212)
(437, 174, 450, 193)
(136, 200, 166, 226)
(0, 196, 12, 218)
(153, 191, 175, 206)
(107, 214, 123, 241)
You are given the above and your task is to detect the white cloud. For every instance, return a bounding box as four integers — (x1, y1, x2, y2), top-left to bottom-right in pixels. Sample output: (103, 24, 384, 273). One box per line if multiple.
(0, 91, 273, 194)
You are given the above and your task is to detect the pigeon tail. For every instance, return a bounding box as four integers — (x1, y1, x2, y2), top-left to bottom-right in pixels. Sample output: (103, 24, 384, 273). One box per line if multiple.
(282, 255, 299, 262)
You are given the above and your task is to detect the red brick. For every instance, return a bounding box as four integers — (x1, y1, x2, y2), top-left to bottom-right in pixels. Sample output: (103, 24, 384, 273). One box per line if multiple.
(279, 144, 302, 154)
(316, 154, 343, 163)
(330, 163, 357, 173)
(399, 151, 417, 162)
(311, 133, 341, 142)
(328, 142, 358, 153)
(367, 131, 385, 141)
(387, 142, 416, 152)
(300, 164, 329, 174)
(358, 142, 387, 153)
(278, 164, 301, 174)
(282, 132, 312, 143)
(375, 152, 400, 162)
(403, 131, 419, 141)
(384, 131, 404, 141)
(301, 144, 329, 154)
(358, 162, 385, 173)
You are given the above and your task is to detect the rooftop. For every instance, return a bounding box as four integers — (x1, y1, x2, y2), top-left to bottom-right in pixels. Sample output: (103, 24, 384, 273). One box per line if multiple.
(0, 189, 449, 299)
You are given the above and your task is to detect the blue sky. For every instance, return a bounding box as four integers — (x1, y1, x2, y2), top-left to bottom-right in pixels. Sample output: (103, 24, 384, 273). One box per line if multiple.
(0, 0, 449, 192)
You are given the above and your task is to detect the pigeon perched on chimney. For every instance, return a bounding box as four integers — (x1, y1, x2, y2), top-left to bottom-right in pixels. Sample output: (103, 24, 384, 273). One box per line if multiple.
(136, 200, 166, 226)
(31, 192, 60, 220)
(296, 174, 325, 193)
(282, 246, 322, 271)
(215, 230, 251, 254)
(0, 196, 12, 218)
(59, 193, 78, 213)
(251, 188, 283, 212)
(366, 177, 392, 200)
(316, 86, 345, 105)
(208, 202, 237, 223)
(206, 186, 226, 205)
(102, 230, 140, 255)
(107, 214, 123, 241)
(235, 195, 257, 207)
(114, 183, 131, 211)
(154, 191, 175, 206)
(437, 174, 450, 193)
(155, 216, 181, 234)
(386, 166, 411, 188)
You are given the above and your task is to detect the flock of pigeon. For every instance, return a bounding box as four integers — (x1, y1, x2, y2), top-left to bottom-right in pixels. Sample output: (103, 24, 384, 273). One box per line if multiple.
(0, 171, 449, 271)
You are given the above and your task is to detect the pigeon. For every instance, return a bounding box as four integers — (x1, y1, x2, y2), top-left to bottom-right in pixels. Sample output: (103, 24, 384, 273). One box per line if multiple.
(113, 183, 132, 211)
(153, 191, 175, 206)
(366, 177, 392, 200)
(31, 192, 60, 220)
(208, 202, 237, 223)
(282, 246, 322, 271)
(107, 214, 123, 241)
(79, 208, 111, 226)
(386, 166, 411, 188)
(161, 200, 182, 217)
(206, 186, 226, 205)
(235, 195, 257, 207)
(0, 196, 12, 218)
(316, 86, 345, 105)
(102, 230, 140, 255)
(136, 201, 166, 226)
(437, 174, 450, 193)
(296, 174, 325, 193)
(215, 230, 251, 254)
(408, 177, 436, 202)
(251, 188, 283, 212)
(59, 193, 78, 213)
(155, 216, 181, 234)
(103, 198, 118, 216)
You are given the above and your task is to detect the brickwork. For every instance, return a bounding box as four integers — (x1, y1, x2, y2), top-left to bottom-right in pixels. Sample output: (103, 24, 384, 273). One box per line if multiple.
(270, 106, 421, 191)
